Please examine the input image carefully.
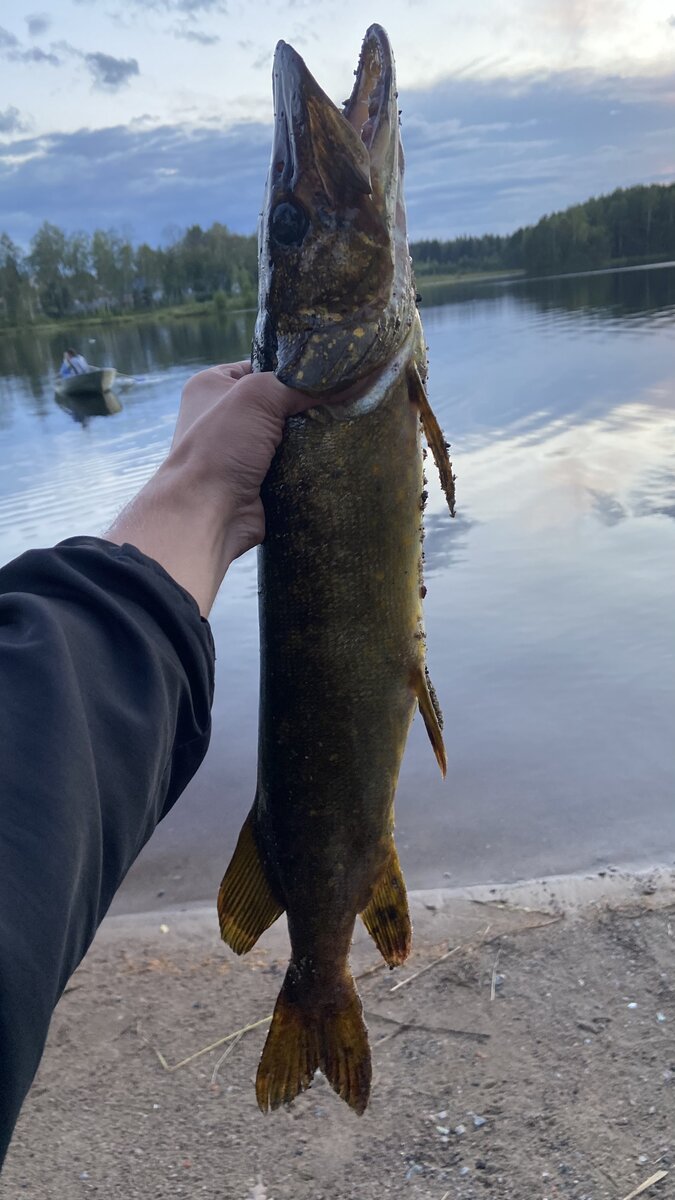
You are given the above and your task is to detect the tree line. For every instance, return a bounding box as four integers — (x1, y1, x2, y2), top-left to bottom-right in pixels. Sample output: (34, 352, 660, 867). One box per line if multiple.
(0, 222, 258, 326)
(1, 182, 674, 327)
(411, 183, 675, 278)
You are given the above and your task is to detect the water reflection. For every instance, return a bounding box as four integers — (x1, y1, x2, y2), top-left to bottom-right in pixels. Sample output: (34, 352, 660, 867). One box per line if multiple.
(423, 509, 474, 574)
(420, 259, 675, 329)
(0, 309, 255, 395)
(55, 389, 123, 427)
(444, 393, 675, 534)
(635, 464, 675, 522)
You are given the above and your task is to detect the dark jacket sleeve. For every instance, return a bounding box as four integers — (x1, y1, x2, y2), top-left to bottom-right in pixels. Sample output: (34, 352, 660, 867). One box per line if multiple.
(0, 537, 215, 1163)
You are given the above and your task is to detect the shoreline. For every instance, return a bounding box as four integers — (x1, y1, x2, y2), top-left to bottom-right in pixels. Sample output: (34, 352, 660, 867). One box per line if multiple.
(103, 859, 675, 941)
(3, 256, 674, 337)
(0, 299, 258, 337)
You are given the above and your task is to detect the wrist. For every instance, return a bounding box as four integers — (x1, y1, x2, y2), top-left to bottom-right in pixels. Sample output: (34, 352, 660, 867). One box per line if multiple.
(105, 455, 239, 617)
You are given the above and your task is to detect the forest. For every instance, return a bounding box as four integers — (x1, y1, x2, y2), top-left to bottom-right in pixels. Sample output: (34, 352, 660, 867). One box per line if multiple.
(1, 182, 673, 327)
(411, 182, 675, 277)
(0, 223, 258, 326)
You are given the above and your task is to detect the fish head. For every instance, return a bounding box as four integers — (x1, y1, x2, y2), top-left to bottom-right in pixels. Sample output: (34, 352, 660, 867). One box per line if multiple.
(253, 25, 416, 395)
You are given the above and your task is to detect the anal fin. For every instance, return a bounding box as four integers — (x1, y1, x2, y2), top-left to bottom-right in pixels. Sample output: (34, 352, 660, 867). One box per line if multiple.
(412, 663, 448, 778)
(408, 362, 456, 516)
(218, 809, 284, 955)
(361, 842, 412, 967)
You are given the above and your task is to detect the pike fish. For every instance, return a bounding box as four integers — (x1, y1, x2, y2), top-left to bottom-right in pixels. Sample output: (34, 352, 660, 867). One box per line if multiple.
(218, 24, 455, 1116)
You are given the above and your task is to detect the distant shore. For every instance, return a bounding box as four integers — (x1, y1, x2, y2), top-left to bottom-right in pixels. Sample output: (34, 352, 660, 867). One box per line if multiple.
(414, 251, 675, 291)
(2, 253, 674, 336)
(0, 270, 528, 335)
(0, 296, 257, 337)
(416, 268, 525, 288)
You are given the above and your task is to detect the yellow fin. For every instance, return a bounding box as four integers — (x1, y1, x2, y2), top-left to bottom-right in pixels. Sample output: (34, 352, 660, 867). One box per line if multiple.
(361, 843, 412, 967)
(408, 362, 456, 516)
(413, 664, 447, 778)
(256, 964, 371, 1115)
(217, 810, 284, 955)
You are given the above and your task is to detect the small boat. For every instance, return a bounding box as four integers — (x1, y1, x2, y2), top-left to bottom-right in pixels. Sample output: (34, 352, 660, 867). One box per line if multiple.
(55, 367, 117, 396)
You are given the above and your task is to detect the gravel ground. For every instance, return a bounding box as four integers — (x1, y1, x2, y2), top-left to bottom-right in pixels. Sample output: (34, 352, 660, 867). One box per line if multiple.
(3, 871, 675, 1200)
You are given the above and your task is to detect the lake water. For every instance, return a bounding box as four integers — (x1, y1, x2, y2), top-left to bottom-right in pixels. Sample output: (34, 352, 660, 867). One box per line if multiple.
(1, 264, 674, 911)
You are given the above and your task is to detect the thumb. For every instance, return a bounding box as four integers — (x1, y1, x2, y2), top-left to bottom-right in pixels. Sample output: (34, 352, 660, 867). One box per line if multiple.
(232, 370, 313, 418)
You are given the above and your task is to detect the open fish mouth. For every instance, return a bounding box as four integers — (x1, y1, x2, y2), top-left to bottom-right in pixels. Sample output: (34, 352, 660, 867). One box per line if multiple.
(272, 24, 396, 200)
(253, 25, 417, 393)
(343, 25, 393, 155)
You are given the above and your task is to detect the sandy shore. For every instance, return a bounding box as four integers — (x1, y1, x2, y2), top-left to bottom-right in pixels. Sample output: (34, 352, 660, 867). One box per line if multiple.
(4, 866, 675, 1199)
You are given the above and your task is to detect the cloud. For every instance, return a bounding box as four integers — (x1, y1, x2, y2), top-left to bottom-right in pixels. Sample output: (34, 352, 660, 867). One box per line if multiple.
(252, 49, 272, 70)
(174, 0, 226, 11)
(0, 122, 270, 246)
(85, 51, 139, 89)
(76, 0, 227, 10)
(401, 68, 675, 237)
(0, 26, 19, 49)
(0, 66, 673, 248)
(0, 23, 60, 64)
(0, 106, 30, 136)
(0, 106, 30, 135)
(19, 45, 60, 63)
(173, 25, 220, 43)
(29, 38, 140, 90)
(26, 12, 51, 36)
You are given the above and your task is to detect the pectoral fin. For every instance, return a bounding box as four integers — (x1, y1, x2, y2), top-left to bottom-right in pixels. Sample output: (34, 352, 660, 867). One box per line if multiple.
(408, 362, 456, 516)
(412, 663, 447, 778)
(361, 842, 412, 967)
(218, 809, 284, 955)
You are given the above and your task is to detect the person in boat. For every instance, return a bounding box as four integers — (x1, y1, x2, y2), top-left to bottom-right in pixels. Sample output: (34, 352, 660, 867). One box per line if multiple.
(58, 351, 75, 378)
(0, 361, 322, 1166)
(66, 347, 90, 375)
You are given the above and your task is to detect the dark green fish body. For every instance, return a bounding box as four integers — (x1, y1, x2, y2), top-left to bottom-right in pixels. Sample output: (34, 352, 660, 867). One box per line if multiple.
(257, 327, 425, 923)
(218, 25, 454, 1115)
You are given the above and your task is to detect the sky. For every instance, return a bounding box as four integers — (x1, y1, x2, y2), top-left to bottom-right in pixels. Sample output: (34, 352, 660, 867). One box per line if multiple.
(1, 0, 674, 248)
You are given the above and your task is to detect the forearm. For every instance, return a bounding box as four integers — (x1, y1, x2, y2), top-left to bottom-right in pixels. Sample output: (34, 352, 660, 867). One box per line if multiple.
(105, 452, 238, 619)
(0, 538, 214, 1162)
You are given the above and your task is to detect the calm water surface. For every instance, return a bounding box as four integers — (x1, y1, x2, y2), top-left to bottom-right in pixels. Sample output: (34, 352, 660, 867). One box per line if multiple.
(1, 265, 674, 910)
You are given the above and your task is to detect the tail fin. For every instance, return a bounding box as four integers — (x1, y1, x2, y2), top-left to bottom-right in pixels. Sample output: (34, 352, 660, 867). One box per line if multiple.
(256, 964, 371, 1115)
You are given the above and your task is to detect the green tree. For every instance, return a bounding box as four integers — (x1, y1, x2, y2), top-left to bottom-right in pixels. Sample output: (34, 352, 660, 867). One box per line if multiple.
(29, 222, 71, 316)
(0, 234, 35, 324)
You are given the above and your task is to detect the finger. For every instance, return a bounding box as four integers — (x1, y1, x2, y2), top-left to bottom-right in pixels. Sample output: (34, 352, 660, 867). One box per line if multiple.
(245, 369, 367, 416)
(231, 370, 307, 418)
(214, 359, 251, 381)
(182, 360, 251, 395)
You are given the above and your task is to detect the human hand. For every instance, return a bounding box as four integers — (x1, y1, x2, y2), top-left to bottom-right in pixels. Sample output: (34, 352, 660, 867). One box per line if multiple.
(105, 361, 307, 616)
(170, 360, 307, 562)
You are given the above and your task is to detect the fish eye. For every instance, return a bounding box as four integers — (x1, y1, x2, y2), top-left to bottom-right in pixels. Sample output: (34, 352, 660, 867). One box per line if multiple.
(270, 200, 309, 247)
